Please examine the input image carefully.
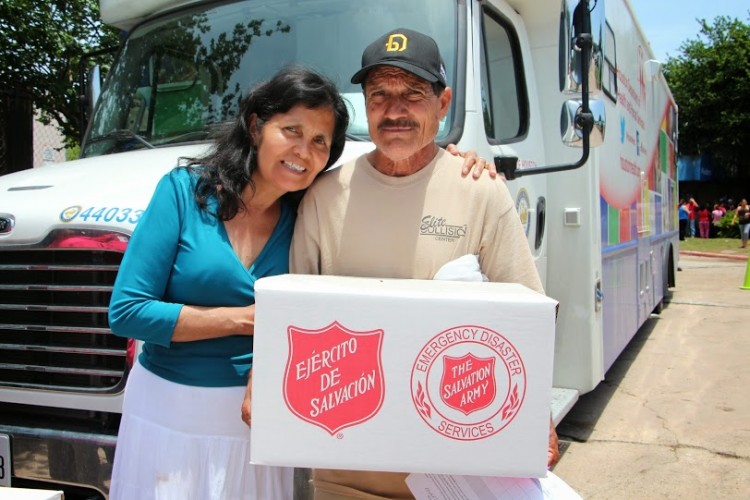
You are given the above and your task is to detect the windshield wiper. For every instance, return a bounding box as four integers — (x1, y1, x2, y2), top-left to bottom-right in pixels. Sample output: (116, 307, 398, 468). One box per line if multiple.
(161, 122, 230, 145)
(346, 132, 368, 142)
(86, 129, 156, 149)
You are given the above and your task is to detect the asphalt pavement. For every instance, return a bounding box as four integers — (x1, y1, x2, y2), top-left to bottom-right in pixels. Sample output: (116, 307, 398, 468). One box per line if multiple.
(552, 253, 750, 499)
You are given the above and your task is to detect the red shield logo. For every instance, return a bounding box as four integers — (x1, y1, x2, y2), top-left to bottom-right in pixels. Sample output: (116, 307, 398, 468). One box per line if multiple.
(283, 321, 384, 435)
(440, 353, 496, 416)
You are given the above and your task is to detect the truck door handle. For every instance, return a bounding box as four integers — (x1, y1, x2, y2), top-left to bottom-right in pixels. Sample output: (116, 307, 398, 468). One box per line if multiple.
(535, 197, 546, 250)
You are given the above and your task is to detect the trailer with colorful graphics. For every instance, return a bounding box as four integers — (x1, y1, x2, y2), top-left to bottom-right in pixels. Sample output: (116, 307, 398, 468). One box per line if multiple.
(0, 0, 676, 496)
(518, 0, 679, 412)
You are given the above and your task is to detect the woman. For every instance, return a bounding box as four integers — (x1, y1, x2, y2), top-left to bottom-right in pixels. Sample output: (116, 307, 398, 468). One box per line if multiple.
(698, 204, 711, 239)
(732, 198, 750, 248)
(710, 203, 723, 238)
(107, 65, 349, 499)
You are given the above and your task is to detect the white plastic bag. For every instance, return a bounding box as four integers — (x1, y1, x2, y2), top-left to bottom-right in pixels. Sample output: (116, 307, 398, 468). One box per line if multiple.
(432, 254, 487, 282)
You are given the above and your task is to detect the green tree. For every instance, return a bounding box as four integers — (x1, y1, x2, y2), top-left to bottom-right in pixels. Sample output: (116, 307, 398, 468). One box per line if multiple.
(663, 13, 750, 180)
(0, 0, 120, 147)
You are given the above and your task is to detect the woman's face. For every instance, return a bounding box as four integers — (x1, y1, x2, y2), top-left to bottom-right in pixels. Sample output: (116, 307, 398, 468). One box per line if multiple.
(251, 104, 336, 196)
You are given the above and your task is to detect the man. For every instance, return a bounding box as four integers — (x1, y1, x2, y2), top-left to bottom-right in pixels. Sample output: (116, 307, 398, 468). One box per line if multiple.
(291, 28, 559, 499)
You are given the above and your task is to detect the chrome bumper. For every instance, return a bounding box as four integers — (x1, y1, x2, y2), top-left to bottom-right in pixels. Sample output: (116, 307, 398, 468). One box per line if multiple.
(1, 423, 115, 497)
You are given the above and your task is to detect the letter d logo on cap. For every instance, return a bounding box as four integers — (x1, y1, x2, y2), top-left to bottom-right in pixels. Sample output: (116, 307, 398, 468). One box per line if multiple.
(385, 34, 408, 52)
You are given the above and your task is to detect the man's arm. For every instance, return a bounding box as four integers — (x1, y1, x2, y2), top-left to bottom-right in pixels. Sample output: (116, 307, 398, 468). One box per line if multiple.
(473, 182, 559, 466)
(241, 369, 252, 427)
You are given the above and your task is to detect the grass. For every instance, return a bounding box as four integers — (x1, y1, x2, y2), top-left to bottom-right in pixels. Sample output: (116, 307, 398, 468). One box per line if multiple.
(679, 236, 747, 256)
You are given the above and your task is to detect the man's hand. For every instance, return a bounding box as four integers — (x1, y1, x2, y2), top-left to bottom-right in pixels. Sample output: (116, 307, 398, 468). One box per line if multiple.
(241, 369, 253, 427)
(548, 416, 560, 468)
(446, 143, 498, 179)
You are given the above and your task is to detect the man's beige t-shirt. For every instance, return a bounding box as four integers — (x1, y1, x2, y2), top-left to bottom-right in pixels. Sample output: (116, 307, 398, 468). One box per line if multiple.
(290, 148, 543, 499)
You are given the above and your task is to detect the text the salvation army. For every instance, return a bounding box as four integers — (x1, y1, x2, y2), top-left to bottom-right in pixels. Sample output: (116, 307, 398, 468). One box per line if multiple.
(443, 359, 492, 405)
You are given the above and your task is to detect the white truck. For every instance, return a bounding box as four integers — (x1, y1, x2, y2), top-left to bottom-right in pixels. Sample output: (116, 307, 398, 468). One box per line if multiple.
(0, 0, 677, 497)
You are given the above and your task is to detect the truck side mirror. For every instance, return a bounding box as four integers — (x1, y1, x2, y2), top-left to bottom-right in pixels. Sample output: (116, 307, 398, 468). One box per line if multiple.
(496, 0, 600, 180)
(86, 65, 103, 122)
(560, 0, 605, 95)
(78, 45, 118, 143)
(561, 98, 605, 147)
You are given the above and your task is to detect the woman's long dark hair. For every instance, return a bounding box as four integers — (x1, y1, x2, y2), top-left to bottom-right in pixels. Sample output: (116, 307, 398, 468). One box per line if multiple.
(187, 65, 349, 220)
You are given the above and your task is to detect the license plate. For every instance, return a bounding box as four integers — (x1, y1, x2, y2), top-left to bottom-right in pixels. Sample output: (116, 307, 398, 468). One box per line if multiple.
(0, 433, 10, 486)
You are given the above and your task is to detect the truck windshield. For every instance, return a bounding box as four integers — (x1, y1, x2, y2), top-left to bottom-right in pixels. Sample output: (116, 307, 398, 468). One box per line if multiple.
(82, 0, 457, 157)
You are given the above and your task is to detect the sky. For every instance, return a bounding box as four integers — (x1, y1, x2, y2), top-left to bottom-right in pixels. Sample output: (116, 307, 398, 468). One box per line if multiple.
(627, 0, 749, 61)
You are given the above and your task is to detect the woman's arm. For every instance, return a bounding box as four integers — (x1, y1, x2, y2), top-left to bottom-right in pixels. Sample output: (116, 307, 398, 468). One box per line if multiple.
(109, 170, 255, 346)
(172, 304, 255, 342)
(108, 173, 184, 347)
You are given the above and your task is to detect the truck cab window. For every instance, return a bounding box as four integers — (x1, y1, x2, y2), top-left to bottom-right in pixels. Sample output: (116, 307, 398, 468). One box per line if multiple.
(479, 8, 527, 142)
(602, 21, 617, 101)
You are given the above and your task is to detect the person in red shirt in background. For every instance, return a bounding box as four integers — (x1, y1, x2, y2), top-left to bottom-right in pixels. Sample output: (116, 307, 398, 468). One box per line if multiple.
(710, 203, 724, 238)
(687, 198, 698, 237)
(698, 204, 711, 238)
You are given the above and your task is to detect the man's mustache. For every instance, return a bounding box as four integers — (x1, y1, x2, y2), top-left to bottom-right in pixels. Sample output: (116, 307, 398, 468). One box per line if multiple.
(377, 119, 419, 130)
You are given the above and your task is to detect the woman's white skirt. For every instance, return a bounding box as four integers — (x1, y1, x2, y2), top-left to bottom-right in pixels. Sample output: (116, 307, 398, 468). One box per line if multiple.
(109, 361, 293, 500)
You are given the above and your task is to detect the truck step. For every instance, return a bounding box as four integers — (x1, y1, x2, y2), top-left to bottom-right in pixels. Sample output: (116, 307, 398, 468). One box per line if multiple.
(551, 387, 579, 426)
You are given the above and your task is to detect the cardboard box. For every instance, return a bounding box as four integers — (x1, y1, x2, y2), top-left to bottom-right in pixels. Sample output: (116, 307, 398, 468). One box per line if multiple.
(250, 275, 557, 478)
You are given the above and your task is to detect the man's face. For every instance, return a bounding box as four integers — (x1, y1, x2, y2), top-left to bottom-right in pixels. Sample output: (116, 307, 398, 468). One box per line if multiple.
(364, 66, 451, 162)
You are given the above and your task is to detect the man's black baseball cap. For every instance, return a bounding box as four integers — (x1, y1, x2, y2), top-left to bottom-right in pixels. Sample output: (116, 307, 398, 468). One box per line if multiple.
(350, 28, 447, 87)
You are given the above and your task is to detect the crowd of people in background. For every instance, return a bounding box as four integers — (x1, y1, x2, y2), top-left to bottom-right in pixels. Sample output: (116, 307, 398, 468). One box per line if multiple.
(678, 196, 749, 247)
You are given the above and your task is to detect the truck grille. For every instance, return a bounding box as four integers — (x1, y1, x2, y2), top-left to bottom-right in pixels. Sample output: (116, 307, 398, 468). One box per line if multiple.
(0, 236, 128, 393)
